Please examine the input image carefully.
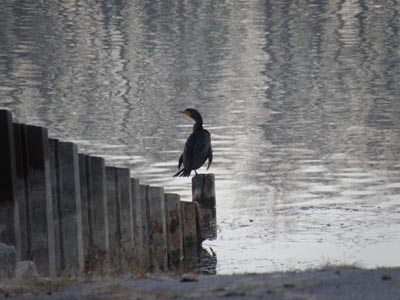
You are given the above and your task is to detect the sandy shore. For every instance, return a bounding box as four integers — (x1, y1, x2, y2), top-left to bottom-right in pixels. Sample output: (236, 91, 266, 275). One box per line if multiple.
(1, 267, 399, 299)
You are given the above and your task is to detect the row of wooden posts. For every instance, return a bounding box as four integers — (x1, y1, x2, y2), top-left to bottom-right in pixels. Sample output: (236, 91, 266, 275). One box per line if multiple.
(0, 109, 217, 277)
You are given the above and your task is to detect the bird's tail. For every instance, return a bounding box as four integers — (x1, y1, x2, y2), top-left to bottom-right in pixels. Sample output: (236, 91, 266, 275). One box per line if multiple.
(173, 168, 192, 177)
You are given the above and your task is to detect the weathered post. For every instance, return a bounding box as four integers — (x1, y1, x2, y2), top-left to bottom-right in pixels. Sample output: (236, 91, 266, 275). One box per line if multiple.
(49, 138, 63, 275)
(25, 125, 56, 277)
(59, 142, 84, 275)
(78, 154, 90, 272)
(0, 110, 17, 248)
(13, 123, 29, 261)
(139, 184, 150, 273)
(105, 167, 134, 270)
(148, 186, 168, 272)
(131, 178, 142, 271)
(116, 168, 134, 267)
(181, 201, 199, 271)
(105, 166, 119, 268)
(192, 174, 216, 240)
(88, 156, 109, 272)
(164, 193, 183, 270)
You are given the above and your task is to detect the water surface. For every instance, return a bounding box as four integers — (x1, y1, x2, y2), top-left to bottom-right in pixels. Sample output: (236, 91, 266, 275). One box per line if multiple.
(1, 0, 400, 273)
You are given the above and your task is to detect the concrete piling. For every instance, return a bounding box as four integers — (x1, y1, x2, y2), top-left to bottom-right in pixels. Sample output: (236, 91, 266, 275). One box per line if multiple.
(192, 174, 217, 240)
(164, 193, 183, 270)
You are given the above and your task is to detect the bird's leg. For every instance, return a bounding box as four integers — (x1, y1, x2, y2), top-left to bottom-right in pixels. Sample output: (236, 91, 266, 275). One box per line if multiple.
(195, 170, 198, 175)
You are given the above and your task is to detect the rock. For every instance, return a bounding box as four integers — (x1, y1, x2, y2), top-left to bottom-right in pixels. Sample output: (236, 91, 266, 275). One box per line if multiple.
(180, 273, 199, 282)
(0, 243, 16, 278)
(15, 261, 39, 280)
(382, 274, 392, 281)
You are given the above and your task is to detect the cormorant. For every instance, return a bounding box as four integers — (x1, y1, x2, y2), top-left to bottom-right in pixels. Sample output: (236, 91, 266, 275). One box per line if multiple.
(173, 108, 213, 177)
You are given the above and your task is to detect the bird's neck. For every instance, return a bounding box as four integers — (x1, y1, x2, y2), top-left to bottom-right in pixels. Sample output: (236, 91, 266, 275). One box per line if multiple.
(193, 122, 203, 132)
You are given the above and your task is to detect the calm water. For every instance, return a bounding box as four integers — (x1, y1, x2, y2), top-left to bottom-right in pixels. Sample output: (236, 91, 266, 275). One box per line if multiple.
(1, 0, 400, 274)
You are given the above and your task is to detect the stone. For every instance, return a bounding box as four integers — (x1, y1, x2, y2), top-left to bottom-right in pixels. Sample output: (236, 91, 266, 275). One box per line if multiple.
(15, 260, 39, 280)
(0, 243, 16, 278)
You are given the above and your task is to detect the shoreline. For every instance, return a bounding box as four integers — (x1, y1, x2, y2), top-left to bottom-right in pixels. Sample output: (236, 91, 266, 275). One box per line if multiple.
(2, 266, 399, 299)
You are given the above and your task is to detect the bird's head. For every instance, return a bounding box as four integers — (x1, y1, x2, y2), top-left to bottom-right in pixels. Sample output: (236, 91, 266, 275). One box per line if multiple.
(178, 108, 203, 124)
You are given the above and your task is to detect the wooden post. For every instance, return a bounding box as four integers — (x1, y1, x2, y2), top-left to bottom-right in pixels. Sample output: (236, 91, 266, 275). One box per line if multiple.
(78, 154, 90, 272)
(106, 167, 134, 269)
(116, 168, 134, 267)
(25, 125, 56, 277)
(105, 166, 119, 267)
(88, 156, 109, 272)
(49, 138, 63, 275)
(131, 178, 142, 271)
(192, 174, 216, 240)
(13, 123, 29, 261)
(59, 142, 84, 275)
(139, 184, 150, 273)
(148, 186, 168, 272)
(164, 193, 183, 270)
(0, 110, 17, 248)
(4, 113, 213, 277)
(181, 201, 199, 271)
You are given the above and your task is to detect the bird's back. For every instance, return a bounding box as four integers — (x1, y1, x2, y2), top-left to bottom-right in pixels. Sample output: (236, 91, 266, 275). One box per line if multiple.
(183, 129, 211, 170)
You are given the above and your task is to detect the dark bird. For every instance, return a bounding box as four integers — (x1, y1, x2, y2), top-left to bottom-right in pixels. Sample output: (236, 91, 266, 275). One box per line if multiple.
(174, 108, 212, 177)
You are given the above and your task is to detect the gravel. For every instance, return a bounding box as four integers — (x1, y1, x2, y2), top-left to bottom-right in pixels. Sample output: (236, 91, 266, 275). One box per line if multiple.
(1, 267, 399, 300)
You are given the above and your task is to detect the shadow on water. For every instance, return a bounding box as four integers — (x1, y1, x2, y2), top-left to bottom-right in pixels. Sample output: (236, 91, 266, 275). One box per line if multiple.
(1, 0, 400, 273)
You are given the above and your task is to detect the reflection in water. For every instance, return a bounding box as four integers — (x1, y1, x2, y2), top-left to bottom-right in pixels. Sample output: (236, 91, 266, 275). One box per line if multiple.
(1, 0, 400, 274)
(201, 247, 217, 274)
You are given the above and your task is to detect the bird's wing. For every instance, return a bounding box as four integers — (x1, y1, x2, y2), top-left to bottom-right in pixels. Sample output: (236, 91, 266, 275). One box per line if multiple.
(178, 153, 183, 169)
(207, 145, 213, 170)
(183, 130, 211, 170)
(183, 133, 196, 168)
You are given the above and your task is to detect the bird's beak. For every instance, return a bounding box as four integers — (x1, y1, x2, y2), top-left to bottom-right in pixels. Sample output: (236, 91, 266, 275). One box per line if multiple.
(178, 111, 190, 116)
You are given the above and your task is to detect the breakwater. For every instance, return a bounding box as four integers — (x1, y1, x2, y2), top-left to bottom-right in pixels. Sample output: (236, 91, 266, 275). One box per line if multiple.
(0, 109, 216, 277)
